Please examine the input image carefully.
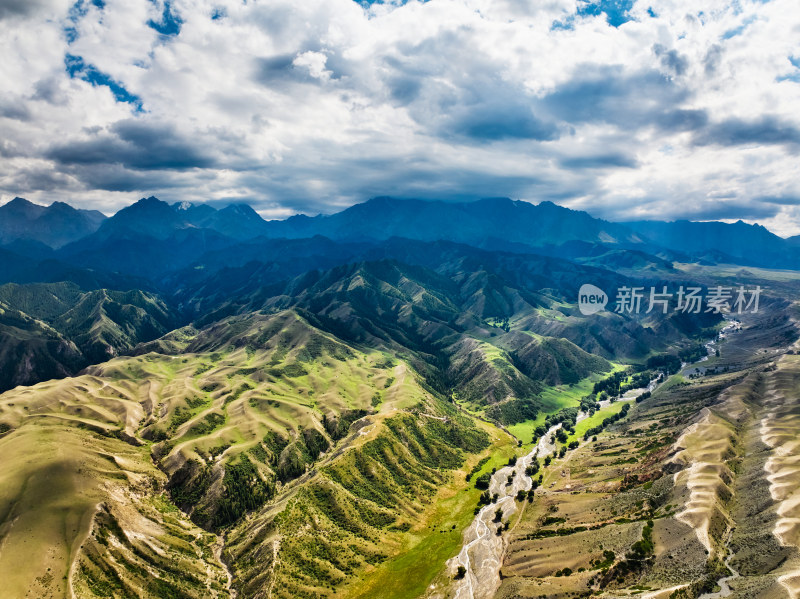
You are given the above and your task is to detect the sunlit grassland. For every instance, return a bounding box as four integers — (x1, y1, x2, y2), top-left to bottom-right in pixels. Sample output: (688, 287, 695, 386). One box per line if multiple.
(567, 400, 627, 443)
(507, 363, 626, 446)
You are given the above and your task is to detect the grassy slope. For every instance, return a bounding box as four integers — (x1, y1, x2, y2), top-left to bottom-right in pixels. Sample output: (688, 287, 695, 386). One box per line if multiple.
(0, 410, 228, 599)
(0, 309, 500, 599)
(224, 364, 498, 598)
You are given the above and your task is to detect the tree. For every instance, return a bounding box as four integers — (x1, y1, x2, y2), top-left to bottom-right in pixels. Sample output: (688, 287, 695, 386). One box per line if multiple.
(474, 473, 491, 490)
(455, 566, 466, 580)
(494, 508, 503, 522)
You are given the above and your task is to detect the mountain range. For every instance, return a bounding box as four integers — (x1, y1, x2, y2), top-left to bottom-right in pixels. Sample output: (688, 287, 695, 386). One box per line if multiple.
(0, 197, 106, 248)
(4, 195, 798, 274)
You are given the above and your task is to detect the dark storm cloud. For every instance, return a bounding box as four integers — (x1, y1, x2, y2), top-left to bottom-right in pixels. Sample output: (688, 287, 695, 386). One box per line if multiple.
(255, 55, 321, 89)
(0, 97, 32, 121)
(655, 109, 709, 131)
(255, 54, 297, 83)
(386, 75, 422, 104)
(687, 202, 780, 221)
(380, 29, 561, 143)
(64, 164, 187, 192)
(253, 50, 343, 89)
(559, 153, 638, 169)
(6, 166, 75, 192)
(0, 0, 54, 19)
(234, 153, 550, 215)
(448, 101, 559, 142)
(46, 120, 215, 170)
(703, 44, 724, 76)
(595, 196, 783, 222)
(540, 67, 700, 133)
(694, 116, 800, 147)
(653, 44, 689, 77)
(755, 195, 800, 206)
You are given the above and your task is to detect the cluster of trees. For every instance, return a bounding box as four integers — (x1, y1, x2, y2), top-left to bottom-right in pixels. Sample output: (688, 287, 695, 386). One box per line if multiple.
(627, 520, 655, 560)
(474, 472, 492, 490)
(592, 370, 629, 396)
(678, 343, 709, 363)
(214, 455, 275, 528)
(579, 395, 602, 414)
(532, 407, 578, 444)
(465, 456, 490, 482)
(625, 370, 653, 390)
(591, 367, 657, 404)
(477, 490, 500, 509)
(486, 316, 511, 332)
(644, 353, 682, 375)
(596, 520, 655, 589)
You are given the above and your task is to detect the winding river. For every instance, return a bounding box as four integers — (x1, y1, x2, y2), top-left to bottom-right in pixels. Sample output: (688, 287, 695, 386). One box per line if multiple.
(447, 376, 661, 599)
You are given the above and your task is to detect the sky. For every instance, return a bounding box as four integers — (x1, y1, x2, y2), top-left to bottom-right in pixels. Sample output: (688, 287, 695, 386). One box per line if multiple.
(1, 0, 800, 234)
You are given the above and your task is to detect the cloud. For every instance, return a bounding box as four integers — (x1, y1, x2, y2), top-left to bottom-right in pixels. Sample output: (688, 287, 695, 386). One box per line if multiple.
(540, 67, 692, 131)
(0, 0, 800, 234)
(445, 97, 559, 142)
(694, 116, 800, 147)
(0, 0, 64, 20)
(46, 119, 214, 170)
(755, 195, 800, 206)
(0, 96, 32, 121)
(653, 44, 689, 77)
(559, 153, 638, 169)
(684, 201, 781, 221)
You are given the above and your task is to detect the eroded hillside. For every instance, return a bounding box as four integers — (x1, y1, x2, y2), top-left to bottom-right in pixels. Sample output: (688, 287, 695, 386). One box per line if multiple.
(0, 309, 504, 598)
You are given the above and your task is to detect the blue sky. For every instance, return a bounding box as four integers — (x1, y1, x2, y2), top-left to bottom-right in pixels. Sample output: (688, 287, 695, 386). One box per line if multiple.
(1, 0, 799, 234)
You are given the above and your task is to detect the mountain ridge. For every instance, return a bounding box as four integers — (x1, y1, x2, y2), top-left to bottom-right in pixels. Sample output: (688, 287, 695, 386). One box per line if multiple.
(0, 197, 106, 248)
(6, 194, 799, 270)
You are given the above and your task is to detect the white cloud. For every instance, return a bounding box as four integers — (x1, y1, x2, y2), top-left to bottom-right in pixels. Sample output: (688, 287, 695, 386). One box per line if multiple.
(0, 0, 799, 234)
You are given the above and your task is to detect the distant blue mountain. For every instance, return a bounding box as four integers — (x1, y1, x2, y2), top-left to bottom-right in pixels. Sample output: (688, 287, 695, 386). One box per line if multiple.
(624, 219, 799, 268)
(260, 196, 644, 249)
(82, 196, 268, 242)
(0, 197, 106, 248)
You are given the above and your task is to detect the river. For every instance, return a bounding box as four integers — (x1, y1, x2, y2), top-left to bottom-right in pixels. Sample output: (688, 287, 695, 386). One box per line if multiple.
(446, 376, 661, 599)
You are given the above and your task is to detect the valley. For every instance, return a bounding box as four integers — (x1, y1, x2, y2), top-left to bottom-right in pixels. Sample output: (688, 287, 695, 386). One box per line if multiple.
(420, 310, 800, 599)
